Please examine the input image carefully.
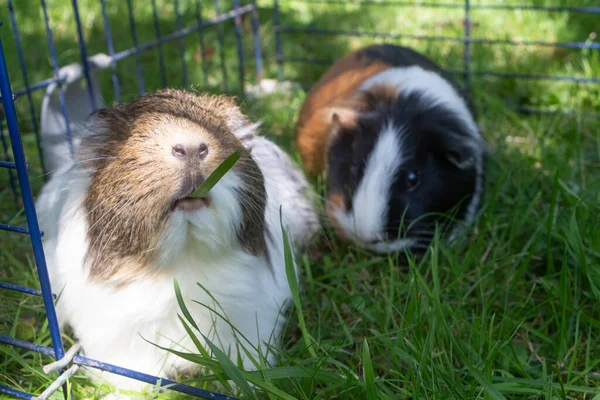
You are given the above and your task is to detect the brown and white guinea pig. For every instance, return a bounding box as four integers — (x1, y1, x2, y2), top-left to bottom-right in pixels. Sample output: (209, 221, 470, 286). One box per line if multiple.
(35, 89, 319, 394)
(296, 44, 486, 253)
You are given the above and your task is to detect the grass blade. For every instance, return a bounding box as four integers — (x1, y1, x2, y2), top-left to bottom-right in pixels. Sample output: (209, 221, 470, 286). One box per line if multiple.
(189, 151, 240, 198)
(280, 207, 317, 358)
(174, 279, 199, 330)
(199, 332, 257, 400)
(243, 376, 298, 400)
(362, 338, 378, 400)
(467, 364, 507, 400)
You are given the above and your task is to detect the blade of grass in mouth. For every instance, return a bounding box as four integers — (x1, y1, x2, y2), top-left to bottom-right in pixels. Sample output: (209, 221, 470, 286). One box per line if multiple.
(189, 151, 240, 198)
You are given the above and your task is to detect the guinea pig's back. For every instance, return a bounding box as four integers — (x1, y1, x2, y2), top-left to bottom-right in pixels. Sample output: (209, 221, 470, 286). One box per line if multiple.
(296, 44, 468, 176)
(250, 136, 320, 248)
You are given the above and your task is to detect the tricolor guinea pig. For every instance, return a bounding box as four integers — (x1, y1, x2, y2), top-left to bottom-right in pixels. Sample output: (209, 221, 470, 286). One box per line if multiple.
(35, 89, 319, 393)
(296, 44, 486, 253)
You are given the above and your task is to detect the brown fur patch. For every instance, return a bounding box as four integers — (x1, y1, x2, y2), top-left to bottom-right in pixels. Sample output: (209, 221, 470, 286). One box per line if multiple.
(82, 89, 266, 283)
(325, 192, 349, 241)
(296, 52, 392, 176)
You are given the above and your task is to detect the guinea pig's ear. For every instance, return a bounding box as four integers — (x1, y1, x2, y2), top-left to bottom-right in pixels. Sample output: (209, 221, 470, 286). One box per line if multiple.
(432, 128, 479, 170)
(78, 108, 124, 169)
(326, 107, 358, 129)
(218, 96, 261, 151)
(443, 139, 479, 170)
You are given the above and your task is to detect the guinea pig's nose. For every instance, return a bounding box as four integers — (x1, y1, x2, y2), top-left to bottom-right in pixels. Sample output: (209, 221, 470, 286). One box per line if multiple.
(172, 144, 187, 158)
(172, 143, 209, 159)
(197, 143, 209, 159)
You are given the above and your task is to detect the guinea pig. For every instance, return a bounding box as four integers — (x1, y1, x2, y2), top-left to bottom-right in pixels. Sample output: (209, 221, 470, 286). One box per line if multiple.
(35, 89, 319, 394)
(296, 44, 486, 253)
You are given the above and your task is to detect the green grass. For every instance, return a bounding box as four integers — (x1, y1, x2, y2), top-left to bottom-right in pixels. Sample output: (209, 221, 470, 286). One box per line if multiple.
(1, 0, 600, 399)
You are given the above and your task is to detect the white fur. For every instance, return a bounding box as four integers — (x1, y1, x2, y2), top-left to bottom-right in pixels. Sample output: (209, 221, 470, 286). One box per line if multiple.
(36, 125, 319, 395)
(331, 125, 403, 247)
(360, 66, 480, 140)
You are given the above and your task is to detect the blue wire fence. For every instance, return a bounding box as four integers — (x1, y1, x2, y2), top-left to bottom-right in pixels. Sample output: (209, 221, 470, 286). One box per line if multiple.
(0, 0, 598, 398)
(0, 0, 261, 398)
(273, 0, 600, 117)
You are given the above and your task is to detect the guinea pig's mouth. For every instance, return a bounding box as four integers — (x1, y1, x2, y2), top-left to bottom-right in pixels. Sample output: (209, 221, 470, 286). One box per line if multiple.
(170, 188, 212, 212)
(172, 196, 212, 212)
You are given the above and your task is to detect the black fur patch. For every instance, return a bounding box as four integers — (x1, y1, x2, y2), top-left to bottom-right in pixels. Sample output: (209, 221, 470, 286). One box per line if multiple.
(384, 92, 478, 244)
(326, 89, 479, 248)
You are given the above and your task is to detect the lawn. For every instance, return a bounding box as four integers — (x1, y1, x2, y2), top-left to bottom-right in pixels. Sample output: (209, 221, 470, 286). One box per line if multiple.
(1, 0, 600, 399)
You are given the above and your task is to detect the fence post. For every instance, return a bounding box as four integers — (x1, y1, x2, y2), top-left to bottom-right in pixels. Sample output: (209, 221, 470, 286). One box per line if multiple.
(463, 0, 472, 99)
(273, 0, 284, 81)
(215, 0, 230, 91)
(71, 0, 98, 111)
(250, 0, 264, 83)
(175, 0, 190, 88)
(0, 20, 67, 395)
(100, 0, 121, 103)
(233, 0, 246, 95)
(7, 0, 47, 177)
(40, 0, 73, 154)
(126, 0, 146, 94)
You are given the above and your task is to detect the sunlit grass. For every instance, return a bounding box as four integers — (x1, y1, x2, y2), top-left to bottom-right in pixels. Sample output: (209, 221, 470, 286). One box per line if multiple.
(1, 0, 599, 398)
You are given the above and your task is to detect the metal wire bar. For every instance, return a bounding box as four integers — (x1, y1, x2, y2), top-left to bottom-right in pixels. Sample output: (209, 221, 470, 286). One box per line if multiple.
(0, 335, 56, 357)
(70, 0, 97, 111)
(36, 364, 80, 400)
(0, 27, 66, 366)
(111, 5, 254, 63)
(126, 0, 146, 94)
(151, 0, 168, 87)
(43, 344, 82, 373)
(516, 106, 600, 119)
(8, 5, 254, 98)
(278, 27, 600, 50)
(39, 0, 73, 154)
(0, 123, 18, 202)
(0, 335, 238, 400)
(282, 57, 600, 84)
(463, 0, 471, 98)
(0, 385, 34, 400)
(0, 223, 29, 234)
(0, 161, 17, 169)
(195, 0, 210, 89)
(276, 0, 600, 14)
(215, 0, 230, 91)
(232, 0, 246, 94)
(100, 0, 121, 103)
(7, 0, 46, 176)
(174, 0, 190, 88)
(0, 282, 56, 298)
(273, 0, 284, 81)
(250, 0, 264, 83)
(12, 76, 67, 97)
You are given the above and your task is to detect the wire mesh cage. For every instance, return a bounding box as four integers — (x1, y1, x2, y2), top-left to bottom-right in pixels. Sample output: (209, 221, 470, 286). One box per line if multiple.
(271, 0, 599, 117)
(1, 0, 261, 398)
(0, 0, 598, 399)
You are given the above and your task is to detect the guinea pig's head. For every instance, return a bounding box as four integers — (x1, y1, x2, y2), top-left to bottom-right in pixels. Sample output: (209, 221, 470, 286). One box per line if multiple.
(324, 85, 485, 253)
(79, 89, 266, 281)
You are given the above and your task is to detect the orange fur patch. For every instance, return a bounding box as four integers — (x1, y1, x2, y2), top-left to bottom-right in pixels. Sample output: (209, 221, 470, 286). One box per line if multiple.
(296, 52, 392, 176)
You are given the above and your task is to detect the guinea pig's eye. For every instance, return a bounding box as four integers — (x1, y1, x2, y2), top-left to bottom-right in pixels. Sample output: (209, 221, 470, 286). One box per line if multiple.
(406, 170, 421, 190)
